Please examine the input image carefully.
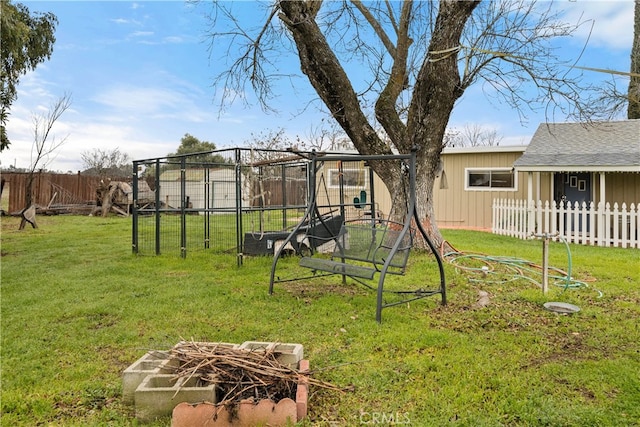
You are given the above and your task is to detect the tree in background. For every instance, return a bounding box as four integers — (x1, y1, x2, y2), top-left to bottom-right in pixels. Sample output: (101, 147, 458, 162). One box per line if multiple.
(20, 93, 71, 229)
(629, 0, 640, 119)
(0, 0, 58, 151)
(446, 124, 503, 148)
(206, 0, 614, 248)
(304, 119, 353, 152)
(245, 128, 299, 153)
(81, 147, 131, 177)
(168, 133, 228, 165)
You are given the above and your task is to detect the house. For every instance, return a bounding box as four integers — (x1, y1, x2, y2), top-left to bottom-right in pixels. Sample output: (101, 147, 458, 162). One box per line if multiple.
(513, 120, 640, 207)
(148, 122, 638, 248)
(159, 167, 242, 211)
(501, 119, 640, 247)
(351, 119, 638, 248)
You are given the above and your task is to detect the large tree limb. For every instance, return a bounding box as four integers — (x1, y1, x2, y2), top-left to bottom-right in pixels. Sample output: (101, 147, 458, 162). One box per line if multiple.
(278, 0, 389, 156)
(372, 0, 412, 146)
(408, 1, 479, 157)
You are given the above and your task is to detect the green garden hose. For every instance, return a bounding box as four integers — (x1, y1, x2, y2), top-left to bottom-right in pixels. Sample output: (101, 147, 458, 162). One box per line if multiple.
(443, 240, 602, 297)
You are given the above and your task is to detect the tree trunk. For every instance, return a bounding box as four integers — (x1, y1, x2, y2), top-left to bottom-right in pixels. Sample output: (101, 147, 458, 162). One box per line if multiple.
(19, 205, 37, 230)
(410, 1, 479, 251)
(278, 1, 478, 252)
(629, 0, 640, 119)
(378, 1, 478, 251)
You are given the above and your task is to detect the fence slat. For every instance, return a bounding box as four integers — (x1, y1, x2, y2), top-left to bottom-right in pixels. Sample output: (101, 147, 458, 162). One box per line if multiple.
(621, 203, 628, 248)
(631, 204, 638, 249)
(612, 203, 619, 248)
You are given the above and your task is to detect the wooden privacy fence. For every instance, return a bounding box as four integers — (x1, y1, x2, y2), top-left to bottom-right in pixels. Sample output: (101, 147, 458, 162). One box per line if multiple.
(1, 171, 129, 214)
(493, 199, 639, 249)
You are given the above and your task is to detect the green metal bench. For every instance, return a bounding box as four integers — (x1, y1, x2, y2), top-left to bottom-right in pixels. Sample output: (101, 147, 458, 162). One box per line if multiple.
(298, 220, 413, 280)
(269, 150, 446, 323)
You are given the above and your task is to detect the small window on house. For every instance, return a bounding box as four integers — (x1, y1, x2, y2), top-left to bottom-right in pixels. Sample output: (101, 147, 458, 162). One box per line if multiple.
(328, 169, 367, 188)
(465, 168, 516, 191)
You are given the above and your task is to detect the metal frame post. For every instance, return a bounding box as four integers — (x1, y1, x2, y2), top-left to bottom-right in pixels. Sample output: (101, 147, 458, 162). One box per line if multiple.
(132, 161, 139, 254)
(180, 157, 187, 258)
(235, 148, 243, 266)
(155, 158, 161, 255)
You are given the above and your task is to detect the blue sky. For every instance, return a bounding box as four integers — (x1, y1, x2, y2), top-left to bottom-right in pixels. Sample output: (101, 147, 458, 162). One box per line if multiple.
(1, 0, 634, 172)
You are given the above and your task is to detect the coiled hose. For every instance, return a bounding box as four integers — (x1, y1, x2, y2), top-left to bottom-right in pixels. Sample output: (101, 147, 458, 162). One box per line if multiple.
(442, 238, 602, 297)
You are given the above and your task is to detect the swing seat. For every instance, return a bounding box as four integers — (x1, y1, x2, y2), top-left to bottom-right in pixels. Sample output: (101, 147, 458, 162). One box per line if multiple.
(299, 219, 413, 280)
(299, 256, 377, 279)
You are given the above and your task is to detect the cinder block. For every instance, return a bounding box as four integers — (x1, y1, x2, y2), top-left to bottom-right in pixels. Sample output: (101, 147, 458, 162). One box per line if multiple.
(157, 357, 181, 375)
(239, 341, 304, 368)
(135, 374, 217, 422)
(122, 351, 169, 405)
(172, 341, 239, 352)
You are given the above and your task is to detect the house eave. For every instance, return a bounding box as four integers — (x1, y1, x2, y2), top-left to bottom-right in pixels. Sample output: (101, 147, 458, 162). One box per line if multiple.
(443, 145, 528, 155)
(514, 165, 640, 173)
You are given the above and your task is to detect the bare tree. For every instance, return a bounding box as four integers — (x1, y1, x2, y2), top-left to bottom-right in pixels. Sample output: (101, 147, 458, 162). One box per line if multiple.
(205, 0, 616, 248)
(20, 92, 71, 229)
(81, 147, 131, 177)
(446, 123, 503, 147)
(303, 119, 354, 152)
(243, 127, 300, 166)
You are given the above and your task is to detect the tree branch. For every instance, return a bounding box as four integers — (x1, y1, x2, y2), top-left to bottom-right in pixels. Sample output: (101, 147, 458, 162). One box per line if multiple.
(372, 0, 412, 146)
(278, 0, 389, 155)
(29, 92, 72, 173)
(350, 0, 396, 57)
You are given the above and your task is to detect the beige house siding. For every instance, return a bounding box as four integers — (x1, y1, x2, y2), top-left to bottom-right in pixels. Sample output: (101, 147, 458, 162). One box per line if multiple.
(433, 147, 528, 230)
(599, 173, 640, 206)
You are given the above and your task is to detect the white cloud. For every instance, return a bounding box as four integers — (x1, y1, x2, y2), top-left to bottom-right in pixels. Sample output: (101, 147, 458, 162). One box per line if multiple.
(163, 36, 184, 44)
(131, 31, 154, 37)
(93, 86, 184, 113)
(2, 112, 177, 172)
(111, 18, 133, 25)
(91, 84, 216, 125)
(1, 72, 182, 171)
(558, 1, 634, 50)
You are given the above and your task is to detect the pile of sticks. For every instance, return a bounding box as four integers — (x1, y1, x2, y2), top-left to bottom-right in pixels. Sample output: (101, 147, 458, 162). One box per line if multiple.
(168, 341, 342, 406)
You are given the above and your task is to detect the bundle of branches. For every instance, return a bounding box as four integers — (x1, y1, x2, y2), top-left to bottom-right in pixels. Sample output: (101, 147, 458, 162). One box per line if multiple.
(168, 341, 343, 407)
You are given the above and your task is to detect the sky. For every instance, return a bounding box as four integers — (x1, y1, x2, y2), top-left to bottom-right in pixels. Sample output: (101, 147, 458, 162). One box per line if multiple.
(1, 0, 635, 173)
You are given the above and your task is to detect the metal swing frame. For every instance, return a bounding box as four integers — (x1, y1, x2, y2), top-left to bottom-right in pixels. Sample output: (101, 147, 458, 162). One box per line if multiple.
(269, 149, 446, 322)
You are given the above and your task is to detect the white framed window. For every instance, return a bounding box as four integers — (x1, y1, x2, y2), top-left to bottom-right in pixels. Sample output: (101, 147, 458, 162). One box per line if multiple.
(328, 168, 367, 188)
(465, 168, 516, 191)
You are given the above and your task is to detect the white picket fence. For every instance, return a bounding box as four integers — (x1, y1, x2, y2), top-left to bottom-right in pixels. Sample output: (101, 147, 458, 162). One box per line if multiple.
(492, 199, 640, 248)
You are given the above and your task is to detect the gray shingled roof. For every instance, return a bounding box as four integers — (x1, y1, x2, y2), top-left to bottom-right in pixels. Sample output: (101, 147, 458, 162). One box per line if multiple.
(513, 120, 640, 172)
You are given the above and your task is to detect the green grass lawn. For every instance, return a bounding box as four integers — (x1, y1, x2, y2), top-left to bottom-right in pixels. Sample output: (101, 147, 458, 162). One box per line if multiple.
(1, 215, 639, 426)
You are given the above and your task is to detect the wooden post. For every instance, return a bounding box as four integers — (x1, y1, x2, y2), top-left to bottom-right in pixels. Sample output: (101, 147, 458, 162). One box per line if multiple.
(542, 237, 549, 295)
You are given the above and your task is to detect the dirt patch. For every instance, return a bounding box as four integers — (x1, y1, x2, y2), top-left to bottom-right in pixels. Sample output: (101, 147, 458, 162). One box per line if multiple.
(282, 280, 368, 299)
(521, 330, 601, 369)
